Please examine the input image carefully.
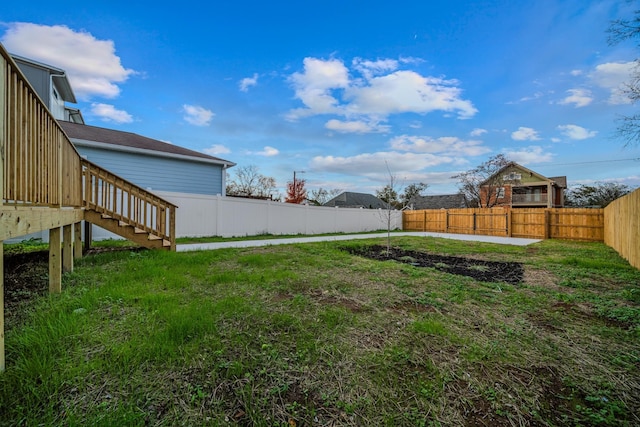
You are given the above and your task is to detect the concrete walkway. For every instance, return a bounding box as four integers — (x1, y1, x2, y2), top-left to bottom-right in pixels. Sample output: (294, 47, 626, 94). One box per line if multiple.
(177, 232, 541, 252)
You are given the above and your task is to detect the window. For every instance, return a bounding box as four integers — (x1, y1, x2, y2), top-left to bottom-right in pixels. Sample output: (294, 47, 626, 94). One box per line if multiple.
(496, 187, 505, 199)
(503, 172, 521, 181)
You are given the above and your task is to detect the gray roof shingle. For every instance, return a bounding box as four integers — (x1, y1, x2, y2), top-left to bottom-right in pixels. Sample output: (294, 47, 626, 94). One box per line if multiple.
(323, 192, 388, 209)
(409, 194, 468, 210)
(59, 121, 234, 166)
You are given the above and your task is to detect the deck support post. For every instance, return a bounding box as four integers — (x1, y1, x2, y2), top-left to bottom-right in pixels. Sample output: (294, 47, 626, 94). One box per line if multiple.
(49, 227, 62, 293)
(74, 222, 82, 259)
(63, 224, 73, 273)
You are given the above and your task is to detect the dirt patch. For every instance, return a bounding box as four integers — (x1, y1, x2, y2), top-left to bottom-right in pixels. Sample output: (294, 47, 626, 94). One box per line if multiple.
(2, 247, 145, 329)
(345, 245, 524, 285)
(3, 250, 50, 328)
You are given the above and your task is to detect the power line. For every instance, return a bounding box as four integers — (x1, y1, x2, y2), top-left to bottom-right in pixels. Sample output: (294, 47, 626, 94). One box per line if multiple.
(528, 157, 640, 167)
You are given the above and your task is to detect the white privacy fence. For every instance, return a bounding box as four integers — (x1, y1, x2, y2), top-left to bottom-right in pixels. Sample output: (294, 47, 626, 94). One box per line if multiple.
(8, 192, 402, 242)
(154, 191, 403, 238)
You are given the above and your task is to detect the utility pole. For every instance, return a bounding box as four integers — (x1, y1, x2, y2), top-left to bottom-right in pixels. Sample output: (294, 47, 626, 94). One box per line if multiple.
(293, 170, 305, 189)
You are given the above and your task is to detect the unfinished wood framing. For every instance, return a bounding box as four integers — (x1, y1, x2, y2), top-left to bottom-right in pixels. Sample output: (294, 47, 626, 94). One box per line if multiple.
(74, 222, 82, 259)
(49, 227, 62, 294)
(0, 42, 178, 371)
(63, 224, 73, 273)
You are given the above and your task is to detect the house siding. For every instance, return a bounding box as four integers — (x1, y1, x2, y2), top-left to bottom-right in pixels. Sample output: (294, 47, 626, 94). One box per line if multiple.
(15, 63, 51, 107)
(77, 146, 225, 195)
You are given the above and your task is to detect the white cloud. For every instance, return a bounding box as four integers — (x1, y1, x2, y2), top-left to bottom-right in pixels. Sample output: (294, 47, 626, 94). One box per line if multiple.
(559, 88, 593, 107)
(389, 135, 490, 156)
(352, 57, 399, 79)
(590, 61, 635, 105)
(90, 103, 133, 123)
(557, 124, 597, 140)
(503, 146, 554, 164)
(239, 73, 259, 92)
(1, 22, 134, 100)
(570, 69, 583, 76)
(325, 119, 390, 134)
(202, 144, 231, 155)
(346, 71, 477, 119)
(251, 146, 279, 157)
(287, 57, 350, 119)
(511, 126, 541, 141)
(519, 91, 543, 102)
(182, 104, 214, 126)
(470, 128, 487, 137)
(310, 151, 453, 177)
(287, 57, 477, 124)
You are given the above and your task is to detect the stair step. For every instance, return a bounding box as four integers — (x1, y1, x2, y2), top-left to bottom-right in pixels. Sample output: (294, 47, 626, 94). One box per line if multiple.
(134, 228, 147, 234)
(148, 234, 162, 241)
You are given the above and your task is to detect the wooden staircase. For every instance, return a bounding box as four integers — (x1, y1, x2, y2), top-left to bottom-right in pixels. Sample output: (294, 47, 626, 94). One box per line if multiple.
(81, 159, 177, 251)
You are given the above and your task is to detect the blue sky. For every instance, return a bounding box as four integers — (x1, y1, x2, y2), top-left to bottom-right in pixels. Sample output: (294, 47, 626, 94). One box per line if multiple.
(2, 0, 639, 197)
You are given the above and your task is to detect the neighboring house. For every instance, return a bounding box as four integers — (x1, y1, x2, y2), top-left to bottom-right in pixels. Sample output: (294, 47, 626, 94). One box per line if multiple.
(12, 53, 235, 196)
(324, 192, 388, 209)
(12, 54, 84, 123)
(409, 193, 468, 210)
(60, 121, 235, 196)
(480, 162, 566, 208)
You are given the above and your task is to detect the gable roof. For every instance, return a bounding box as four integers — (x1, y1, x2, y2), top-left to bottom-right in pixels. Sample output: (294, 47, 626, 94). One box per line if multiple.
(481, 161, 566, 187)
(323, 191, 388, 209)
(59, 121, 235, 167)
(409, 193, 468, 210)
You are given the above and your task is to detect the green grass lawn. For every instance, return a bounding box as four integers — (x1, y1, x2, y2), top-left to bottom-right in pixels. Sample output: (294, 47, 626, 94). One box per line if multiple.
(1, 237, 638, 426)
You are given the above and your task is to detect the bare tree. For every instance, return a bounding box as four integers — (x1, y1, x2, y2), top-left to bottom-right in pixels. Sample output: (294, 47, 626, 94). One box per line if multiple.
(308, 188, 342, 205)
(400, 182, 428, 208)
(452, 154, 512, 208)
(608, 9, 640, 146)
(377, 162, 400, 254)
(226, 165, 279, 200)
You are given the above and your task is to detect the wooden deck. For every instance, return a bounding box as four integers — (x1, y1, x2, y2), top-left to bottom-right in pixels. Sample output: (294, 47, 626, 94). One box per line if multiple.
(1, 43, 176, 370)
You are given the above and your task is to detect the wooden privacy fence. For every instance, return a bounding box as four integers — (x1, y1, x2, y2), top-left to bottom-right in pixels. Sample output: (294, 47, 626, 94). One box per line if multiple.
(403, 207, 605, 241)
(605, 188, 639, 269)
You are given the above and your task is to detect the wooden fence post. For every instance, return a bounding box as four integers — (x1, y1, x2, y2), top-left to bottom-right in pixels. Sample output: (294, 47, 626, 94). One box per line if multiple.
(445, 210, 449, 233)
(544, 209, 550, 240)
(507, 210, 512, 237)
(423, 210, 427, 232)
(473, 212, 477, 234)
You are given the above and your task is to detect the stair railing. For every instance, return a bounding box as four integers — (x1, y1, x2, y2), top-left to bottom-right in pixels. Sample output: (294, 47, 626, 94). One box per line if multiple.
(82, 159, 177, 248)
(2, 43, 176, 249)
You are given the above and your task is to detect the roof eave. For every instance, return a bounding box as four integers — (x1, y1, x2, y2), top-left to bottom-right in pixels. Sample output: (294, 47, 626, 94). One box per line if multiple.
(71, 138, 236, 167)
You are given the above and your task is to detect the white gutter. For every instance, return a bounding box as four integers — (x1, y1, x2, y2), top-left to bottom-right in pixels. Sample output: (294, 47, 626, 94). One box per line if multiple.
(71, 138, 236, 168)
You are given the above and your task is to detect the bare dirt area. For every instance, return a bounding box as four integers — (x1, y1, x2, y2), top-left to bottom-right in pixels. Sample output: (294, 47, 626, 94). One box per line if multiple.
(2, 247, 144, 328)
(3, 250, 50, 328)
(345, 245, 524, 285)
